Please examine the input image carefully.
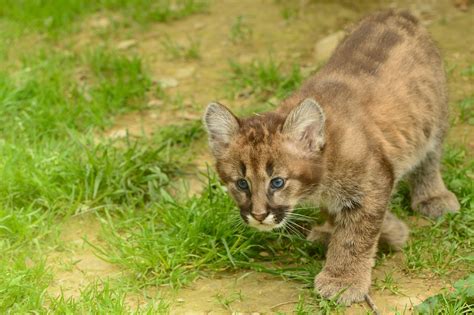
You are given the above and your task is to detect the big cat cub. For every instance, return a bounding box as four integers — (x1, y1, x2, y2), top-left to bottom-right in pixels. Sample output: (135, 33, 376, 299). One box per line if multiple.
(203, 10, 459, 305)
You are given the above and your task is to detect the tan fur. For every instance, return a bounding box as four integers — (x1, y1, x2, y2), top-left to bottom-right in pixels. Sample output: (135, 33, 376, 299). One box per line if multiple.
(203, 10, 459, 305)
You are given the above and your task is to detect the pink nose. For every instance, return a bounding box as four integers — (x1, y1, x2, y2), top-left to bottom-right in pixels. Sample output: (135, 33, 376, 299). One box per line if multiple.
(252, 212, 268, 222)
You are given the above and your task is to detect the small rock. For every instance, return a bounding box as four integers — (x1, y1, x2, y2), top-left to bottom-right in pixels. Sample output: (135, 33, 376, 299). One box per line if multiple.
(267, 97, 279, 105)
(291, 52, 302, 59)
(179, 112, 201, 121)
(116, 39, 137, 50)
(259, 251, 270, 257)
(108, 129, 128, 139)
(175, 66, 196, 79)
(176, 298, 185, 303)
(313, 30, 346, 63)
(147, 99, 164, 107)
(157, 78, 179, 89)
(194, 22, 205, 30)
(90, 17, 110, 29)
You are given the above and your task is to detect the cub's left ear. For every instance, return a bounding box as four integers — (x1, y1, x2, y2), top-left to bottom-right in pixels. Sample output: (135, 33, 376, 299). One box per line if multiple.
(203, 102, 240, 157)
(282, 98, 325, 152)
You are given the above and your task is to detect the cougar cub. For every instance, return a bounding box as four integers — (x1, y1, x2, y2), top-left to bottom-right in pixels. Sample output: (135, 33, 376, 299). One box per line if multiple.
(203, 10, 460, 305)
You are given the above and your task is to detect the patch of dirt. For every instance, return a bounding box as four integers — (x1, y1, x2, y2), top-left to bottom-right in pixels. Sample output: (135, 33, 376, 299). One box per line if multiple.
(46, 214, 120, 299)
(99, 108, 200, 139)
(168, 272, 305, 314)
(162, 254, 447, 314)
(448, 123, 474, 154)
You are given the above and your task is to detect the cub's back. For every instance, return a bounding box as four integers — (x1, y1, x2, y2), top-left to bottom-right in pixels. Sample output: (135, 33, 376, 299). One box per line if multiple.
(294, 10, 448, 178)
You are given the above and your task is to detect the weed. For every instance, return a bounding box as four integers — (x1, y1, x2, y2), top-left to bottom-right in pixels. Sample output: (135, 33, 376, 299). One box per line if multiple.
(460, 64, 474, 77)
(415, 274, 474, 314)
(228, 58, 302, 100)
(0, 256, 50, 313)
(281, 6, 299, 21)
(161, 36, 201, 60)
(292, 291, 345, 314)
(457, 97, 474, 125)
(229, 15, 252, 43)
(215, 290, 243, 311)
(374, 272, 402, 295)
(49, 280, 169, 313)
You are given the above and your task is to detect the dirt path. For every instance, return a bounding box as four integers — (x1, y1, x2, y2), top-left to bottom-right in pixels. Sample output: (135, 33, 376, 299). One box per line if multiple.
(46, 215, 120, 299)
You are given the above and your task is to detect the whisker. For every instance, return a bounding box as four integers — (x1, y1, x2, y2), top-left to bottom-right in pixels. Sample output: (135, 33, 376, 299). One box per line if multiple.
(288, 216, 315, 222)
(285, 221, 306, 238)
(291, 206, 319, 211)
(286, 210, 315, 217)
(288, 216, 314, 223)
(288, 220, 310, 233)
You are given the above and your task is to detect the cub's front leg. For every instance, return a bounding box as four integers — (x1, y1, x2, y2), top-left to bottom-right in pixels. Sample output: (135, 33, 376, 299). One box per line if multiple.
(314, 188, 389, 305)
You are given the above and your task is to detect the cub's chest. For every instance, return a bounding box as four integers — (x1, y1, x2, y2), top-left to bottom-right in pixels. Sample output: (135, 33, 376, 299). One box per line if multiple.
(308, 181, 365, 214)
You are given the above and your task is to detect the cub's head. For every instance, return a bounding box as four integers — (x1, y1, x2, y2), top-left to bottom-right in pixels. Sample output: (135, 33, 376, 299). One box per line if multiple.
(203, 98, 326, 231)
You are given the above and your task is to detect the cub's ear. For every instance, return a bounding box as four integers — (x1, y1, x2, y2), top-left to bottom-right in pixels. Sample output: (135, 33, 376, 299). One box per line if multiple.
(203, 102, 240, 157)
(282, 98, 325, 152)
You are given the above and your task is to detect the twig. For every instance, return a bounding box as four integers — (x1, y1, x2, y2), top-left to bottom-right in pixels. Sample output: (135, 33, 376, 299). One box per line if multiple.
(364, 294, 381, 315)
(270, 300, 299, 310)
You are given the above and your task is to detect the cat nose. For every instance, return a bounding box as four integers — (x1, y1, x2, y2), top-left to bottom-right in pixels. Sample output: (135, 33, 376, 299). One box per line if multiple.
(252, 212, 268, 222)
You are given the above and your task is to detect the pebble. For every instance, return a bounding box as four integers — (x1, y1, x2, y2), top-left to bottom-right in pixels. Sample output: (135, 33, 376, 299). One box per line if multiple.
(157, 78, 179, 89)
(147, 99, 164, 107)
(90, 17, 110, 29)
(175, 66, 196, 79)
(116, 39, 137, 50)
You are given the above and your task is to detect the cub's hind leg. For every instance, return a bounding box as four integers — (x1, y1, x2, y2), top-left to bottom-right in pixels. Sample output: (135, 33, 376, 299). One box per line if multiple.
(378, 211, 409, 251)
(308, 211, 409, 250)
(408, 148, 460, 218)
(307, 221, 333, 245)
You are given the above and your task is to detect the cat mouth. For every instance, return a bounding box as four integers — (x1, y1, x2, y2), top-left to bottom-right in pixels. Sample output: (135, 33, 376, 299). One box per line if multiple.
(246, 213, 286, 231)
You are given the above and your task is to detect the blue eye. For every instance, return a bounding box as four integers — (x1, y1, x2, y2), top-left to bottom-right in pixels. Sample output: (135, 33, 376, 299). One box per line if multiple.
(270, 177, 285, 189)
(237, 179, 249, 190)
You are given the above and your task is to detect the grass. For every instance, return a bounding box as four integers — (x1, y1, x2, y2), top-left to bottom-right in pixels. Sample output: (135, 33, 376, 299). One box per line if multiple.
(0, 256, 51, 312)
(402, 147, 473, 276)
(49, 281, 169, 313)
(0, 0, 472, 313)
(457, 97, 474, 125)
(0, 0, 209, 34)
(415, 274, 474, 314)
(91, 178, 322, 288)
(161, 36, 201, 60)
(228, 58, 303, 100)
(374, 272, 402, 295)
(229, 15, 253, 44)
(0, 49, 151, 141)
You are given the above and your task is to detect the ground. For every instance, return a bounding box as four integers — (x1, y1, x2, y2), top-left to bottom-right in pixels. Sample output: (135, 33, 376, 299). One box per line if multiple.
(0, 0, 473, 314)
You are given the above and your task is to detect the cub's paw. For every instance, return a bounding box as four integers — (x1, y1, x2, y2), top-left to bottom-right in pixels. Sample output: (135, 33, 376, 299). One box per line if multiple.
(314, 271, 370, 305)
(413, 191, 460, 218)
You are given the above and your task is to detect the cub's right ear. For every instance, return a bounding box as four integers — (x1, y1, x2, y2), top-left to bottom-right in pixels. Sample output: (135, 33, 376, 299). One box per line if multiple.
(203, 102, 240, 157)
